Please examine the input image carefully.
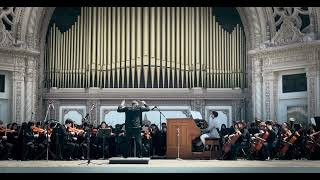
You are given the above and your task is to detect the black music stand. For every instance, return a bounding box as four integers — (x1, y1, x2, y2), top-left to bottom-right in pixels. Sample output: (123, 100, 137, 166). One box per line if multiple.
(97, 128, 111, 159)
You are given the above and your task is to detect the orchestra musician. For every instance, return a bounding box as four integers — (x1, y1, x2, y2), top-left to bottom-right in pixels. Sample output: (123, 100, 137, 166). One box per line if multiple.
(197, 111, 220, 149)
(0, 120, 14, 160)
(252, 121, 277, 160)
(222, 121, 250, 160)
(117, 100, 150, 158)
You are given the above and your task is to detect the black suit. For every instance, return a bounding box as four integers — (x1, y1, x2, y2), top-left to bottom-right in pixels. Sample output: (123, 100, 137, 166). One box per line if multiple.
(117, 104, 150, 157)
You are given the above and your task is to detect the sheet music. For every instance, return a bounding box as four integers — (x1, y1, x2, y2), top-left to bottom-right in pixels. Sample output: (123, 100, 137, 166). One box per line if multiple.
(190, 111, 202, 119)
(311, 118, 316, 126)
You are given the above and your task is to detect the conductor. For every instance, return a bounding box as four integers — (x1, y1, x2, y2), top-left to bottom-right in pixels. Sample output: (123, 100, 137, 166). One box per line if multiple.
(117, 100, 150, 157)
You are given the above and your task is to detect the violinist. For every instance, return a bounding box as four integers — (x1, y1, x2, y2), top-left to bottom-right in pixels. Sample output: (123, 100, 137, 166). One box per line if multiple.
(22, 121, 36, 160)
(141, 124, 152, 157)
(160, 122, 167, 156)
(222, 121, 250, 160)
(61, 119, 78, 160)
(0, 120, 14, 160)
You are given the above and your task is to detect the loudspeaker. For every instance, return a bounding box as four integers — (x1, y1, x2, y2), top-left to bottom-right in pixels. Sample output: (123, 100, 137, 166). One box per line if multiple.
(109, 157, 150, 164)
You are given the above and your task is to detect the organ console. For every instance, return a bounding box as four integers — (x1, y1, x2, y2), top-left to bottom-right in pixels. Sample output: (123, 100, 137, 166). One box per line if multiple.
(166, 118, 206, 159)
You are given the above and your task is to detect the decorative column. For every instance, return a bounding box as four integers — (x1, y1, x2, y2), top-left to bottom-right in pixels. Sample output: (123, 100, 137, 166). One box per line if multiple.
(306, 66, 317, 119)
(263, 71, 275, 120)
(25, 58, 36, 121)
(252, 58, 263, 119)
(191, 99, 205, 119)
(87, 100, 99, 127)
(12, 70, 25, 123)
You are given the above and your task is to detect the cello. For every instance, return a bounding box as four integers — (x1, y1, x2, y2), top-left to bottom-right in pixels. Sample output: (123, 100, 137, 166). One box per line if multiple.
(250, 129, 269, 152)
(279, 128, 304, 156)
(222, 126, 242, 154)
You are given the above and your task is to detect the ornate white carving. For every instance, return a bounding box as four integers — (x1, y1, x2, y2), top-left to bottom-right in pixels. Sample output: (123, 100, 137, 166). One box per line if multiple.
(269, 7, 313, 47)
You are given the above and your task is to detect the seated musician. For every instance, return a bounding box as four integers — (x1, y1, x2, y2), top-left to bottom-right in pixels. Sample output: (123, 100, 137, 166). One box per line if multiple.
(197, 111, 220, 149)
(0, 120, 14, 160)
(223, 121, 250, 160)
(150, 124, 162, 156)
(95, 121, 113, 158)
(23, 121, 36, 160)
(254, 121, 277, 160)
(61, 119, 79, 160)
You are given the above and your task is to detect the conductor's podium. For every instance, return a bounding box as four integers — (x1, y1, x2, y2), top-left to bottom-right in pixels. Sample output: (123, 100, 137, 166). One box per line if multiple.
(166, 118, 202, 159)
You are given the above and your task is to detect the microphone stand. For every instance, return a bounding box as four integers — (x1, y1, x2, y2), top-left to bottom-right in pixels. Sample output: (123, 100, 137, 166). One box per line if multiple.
(153, 107, 166, 131)
(176, 127, 182, 160)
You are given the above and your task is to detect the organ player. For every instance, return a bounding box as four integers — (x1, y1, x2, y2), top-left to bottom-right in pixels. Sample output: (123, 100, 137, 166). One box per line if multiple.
(197, 111, 220, 149)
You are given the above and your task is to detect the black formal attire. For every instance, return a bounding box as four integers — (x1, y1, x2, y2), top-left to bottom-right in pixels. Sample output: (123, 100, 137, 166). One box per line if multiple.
(117, 103, 150, 157)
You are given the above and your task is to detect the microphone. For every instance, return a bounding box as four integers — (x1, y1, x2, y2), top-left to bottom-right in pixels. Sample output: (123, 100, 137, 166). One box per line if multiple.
(90, 104, 95, 111)
(151, 106, 157, 110)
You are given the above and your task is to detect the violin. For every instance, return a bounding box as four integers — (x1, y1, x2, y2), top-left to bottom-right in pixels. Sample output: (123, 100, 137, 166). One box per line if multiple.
(32, 126, 45, 134)
(0, 128, 15, 133)
(143, 128, 151, 140)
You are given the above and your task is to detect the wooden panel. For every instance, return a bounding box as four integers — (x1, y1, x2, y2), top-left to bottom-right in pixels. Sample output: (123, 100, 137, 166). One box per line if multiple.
(166, 118, 201, 159)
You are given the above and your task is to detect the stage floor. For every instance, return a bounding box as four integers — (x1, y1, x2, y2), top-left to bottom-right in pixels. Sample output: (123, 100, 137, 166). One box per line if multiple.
(1, 159, 320, 173)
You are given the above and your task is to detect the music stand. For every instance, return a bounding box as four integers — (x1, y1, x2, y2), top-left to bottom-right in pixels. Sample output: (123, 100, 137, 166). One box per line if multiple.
(97, 128, 111, 159)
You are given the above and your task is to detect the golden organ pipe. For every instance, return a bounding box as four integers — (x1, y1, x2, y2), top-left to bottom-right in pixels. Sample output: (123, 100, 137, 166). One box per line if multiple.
(161, 7, 166, 88)
(87, 7, 92, 88)
(131, 7, 136, 88)
(143, 7, 149, 88)
(96, 7, 100, 87)
(92, 7, 97, 87)
(170, 7, 175, 88)
(150, 7, 156, 88)
(209, 8, 212, 88)
(68, 28, 72, 87)
(240, 29, 242, 88)
(200, 7, 204, 87)
(107, 7, 111, 88)
(102, 7, 106, 88)
(156, 7, 161, 88)
(116, 7, 121, 88)
(120, 7, 125, 88)
(206, 7, 209, 88)
(166, 7, 170, 88)
(71, 25, 74, 88)
(111, 7, 116, 88)
(223, 30, 226, 88)
(80, 8, 84, 88)
(49, 28, 52, 87)
(176, 7, 180, 88)
(57, 27, 61, 88)
(180, 7, 185, 88)
(65, 30, 68, 88)
(53, 24, 57, 87)
(136, 7, 142, 88)
(125, 7, 130, 88)
(212, 16, 216, 88)
(236, 24, 240, 87)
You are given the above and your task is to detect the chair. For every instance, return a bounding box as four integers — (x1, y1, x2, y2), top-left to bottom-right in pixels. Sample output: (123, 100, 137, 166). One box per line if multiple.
(203, 137, 221, 159)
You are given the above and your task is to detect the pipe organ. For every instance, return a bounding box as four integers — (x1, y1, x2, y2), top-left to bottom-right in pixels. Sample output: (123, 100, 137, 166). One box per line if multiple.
(44, 7, 247, 89)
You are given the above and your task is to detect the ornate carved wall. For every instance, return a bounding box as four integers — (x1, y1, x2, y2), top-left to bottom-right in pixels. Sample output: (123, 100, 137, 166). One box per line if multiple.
(1, 7, 320, 124)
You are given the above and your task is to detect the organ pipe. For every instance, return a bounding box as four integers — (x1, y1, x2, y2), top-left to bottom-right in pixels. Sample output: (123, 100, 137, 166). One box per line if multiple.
(45, 7, 247, 89)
